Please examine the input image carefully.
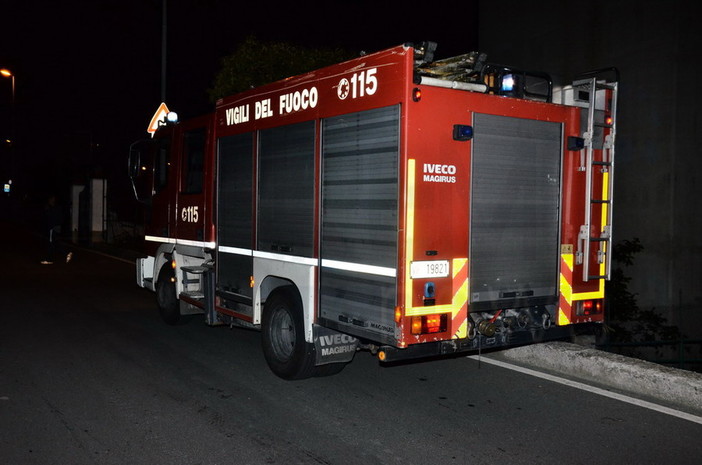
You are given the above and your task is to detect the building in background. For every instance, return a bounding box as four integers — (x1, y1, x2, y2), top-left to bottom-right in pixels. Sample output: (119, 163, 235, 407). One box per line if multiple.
(479, 0, 701, 337)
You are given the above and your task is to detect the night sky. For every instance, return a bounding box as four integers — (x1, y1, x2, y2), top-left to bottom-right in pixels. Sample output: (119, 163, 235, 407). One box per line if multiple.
(1, 0, 478, 214)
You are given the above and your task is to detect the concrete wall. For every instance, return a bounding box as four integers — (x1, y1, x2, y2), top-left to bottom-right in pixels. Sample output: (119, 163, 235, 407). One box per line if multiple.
(70, 179, 107, 243)
(479, 0, 701, 336)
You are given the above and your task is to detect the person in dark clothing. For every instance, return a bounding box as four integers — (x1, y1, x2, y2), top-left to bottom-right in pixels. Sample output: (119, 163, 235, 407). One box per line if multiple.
(41, 195, 72, 264)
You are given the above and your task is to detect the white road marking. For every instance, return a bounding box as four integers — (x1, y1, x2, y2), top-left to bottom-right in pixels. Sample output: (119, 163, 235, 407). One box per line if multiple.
(467, 355, 702, 425)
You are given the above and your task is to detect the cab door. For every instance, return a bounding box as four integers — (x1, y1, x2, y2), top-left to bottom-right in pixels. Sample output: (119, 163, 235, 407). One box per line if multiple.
(128, 128, 176, 256)
(174, 115, 214, 246)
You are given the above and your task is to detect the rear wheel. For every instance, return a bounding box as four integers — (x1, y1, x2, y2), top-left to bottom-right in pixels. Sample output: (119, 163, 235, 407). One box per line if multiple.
(261, 287, 316, 380)
(314, 362, 346, 377)
(156, 263, 185, 325)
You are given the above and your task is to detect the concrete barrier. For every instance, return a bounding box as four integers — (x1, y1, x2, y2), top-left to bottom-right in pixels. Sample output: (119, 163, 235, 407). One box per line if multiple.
(491, 341, 702, 414)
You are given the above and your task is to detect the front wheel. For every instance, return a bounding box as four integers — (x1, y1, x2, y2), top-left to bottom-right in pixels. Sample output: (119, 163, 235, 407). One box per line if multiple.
(156, 263, 187, 325)
(261, 287, 317, 380)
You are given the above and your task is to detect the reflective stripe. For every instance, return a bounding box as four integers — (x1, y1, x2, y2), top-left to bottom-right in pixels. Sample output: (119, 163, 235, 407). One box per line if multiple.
(558, 308, 571, 326)
(213, 245, 317, 267)
(404, 304, 453, 317)
(569, 169, 608, 301)
(252, 250, 318, 267)
(601, 172, 609, 234)
(573, 285, 604, 300)
(404, 159, 417, 315)
(219, 246, 252, 256)
(561, 253, 574, 304)
(157, 240, 395, 276)
(176, 238, 216, 248)
(558, 253, 574, 325)
(222, 249, 394, 277)
(403, 159, 469, 335)
(558, 251, 604, 325)
(321, 259, 396, 278)
(145, 235, 172, 244)
(145, 235, 216, 249)
(451, 258, 469, 339)
(404, 258, 469, 336)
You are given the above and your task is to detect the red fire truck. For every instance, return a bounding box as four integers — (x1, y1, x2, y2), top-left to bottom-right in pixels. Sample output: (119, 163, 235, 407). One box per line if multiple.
(129, 42, 618, 379)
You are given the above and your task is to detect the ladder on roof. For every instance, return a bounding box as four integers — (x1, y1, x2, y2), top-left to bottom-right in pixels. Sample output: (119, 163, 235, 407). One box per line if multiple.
(574, 70, 619, 282)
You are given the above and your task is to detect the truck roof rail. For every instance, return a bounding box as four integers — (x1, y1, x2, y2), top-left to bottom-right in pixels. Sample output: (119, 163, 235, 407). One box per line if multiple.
(575, 66, 620, 84)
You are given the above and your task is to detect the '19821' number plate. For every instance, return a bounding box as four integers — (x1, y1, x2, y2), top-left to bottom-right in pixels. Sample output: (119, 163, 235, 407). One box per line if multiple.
(410, 260, 450, 279)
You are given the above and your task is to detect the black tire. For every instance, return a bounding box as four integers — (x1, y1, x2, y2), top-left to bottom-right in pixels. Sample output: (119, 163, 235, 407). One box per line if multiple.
(261, 287, 317, 380)
(156, 263, 184, 325)
(314, 362, 346, 377)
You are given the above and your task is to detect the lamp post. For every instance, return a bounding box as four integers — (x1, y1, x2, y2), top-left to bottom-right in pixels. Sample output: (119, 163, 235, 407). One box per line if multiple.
(1, 68, 15, 145)
(1, 68, 15, 199)
(0, 68, 15, 104)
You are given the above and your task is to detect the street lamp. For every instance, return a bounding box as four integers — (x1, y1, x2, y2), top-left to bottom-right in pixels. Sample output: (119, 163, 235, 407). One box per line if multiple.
(0, 68, 15, 104)
(1, 68, 15, 144)
(1, 68, 16, 196)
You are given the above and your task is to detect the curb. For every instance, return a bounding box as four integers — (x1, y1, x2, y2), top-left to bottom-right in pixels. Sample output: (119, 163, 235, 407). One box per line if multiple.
(491, 341, 702, 414)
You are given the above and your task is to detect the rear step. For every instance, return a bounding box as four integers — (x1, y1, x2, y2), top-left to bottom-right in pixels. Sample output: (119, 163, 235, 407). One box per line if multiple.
(181, 290, 205, 300)
(179, 263, 218, 323)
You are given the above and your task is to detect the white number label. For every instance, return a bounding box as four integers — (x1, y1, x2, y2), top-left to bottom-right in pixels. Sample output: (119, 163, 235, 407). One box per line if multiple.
(410, 260, 450, 279)
(181, 206, 199, 223)
(337, 68, 378, 100)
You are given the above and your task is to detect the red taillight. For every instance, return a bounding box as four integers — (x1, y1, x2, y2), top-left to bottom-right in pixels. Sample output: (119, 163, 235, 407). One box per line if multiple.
(576, 300, 603, 316)
(425, 315, 442, 333)
(410, 314, 447, 335)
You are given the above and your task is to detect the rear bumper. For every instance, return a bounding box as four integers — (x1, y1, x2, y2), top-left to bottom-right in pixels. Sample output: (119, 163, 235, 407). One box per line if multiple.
(378, 325, 573, 363)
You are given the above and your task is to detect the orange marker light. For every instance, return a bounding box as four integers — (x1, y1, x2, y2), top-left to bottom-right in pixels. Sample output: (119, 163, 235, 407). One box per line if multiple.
(411, 316, 423, 334)
(412, 88, 422, 102)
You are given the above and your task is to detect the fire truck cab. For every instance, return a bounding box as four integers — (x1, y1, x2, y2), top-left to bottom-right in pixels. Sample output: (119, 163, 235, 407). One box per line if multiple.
(129, 42, 618, 379)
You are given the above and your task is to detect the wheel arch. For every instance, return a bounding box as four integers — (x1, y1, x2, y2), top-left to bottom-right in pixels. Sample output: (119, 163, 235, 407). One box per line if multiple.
(255, 265, 315, 344)
(153, 244, 175, 287)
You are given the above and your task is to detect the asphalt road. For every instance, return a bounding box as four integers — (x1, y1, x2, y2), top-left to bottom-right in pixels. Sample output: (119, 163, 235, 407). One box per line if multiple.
(1, 221, 701, 464)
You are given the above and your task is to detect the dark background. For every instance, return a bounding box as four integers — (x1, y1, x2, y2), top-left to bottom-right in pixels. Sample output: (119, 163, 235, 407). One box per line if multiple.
(0, 0, 478, 217)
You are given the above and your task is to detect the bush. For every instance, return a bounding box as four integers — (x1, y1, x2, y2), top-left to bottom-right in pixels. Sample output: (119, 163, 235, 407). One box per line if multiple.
(604, 238, 682, 358)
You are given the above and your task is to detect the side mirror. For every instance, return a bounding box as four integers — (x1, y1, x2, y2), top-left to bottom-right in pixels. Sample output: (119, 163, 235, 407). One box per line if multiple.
(128, 145, 141, 179)
(128, 140, 154, 203)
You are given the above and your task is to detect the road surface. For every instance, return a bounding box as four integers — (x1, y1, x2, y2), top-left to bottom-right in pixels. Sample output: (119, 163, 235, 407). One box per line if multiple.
(1, 221, 700, 464)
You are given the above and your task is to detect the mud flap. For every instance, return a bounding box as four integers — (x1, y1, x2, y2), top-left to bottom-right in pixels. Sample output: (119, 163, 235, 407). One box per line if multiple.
(137, 256, 155, 290)
(313, 325, 359, 366)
